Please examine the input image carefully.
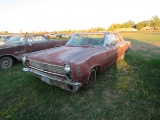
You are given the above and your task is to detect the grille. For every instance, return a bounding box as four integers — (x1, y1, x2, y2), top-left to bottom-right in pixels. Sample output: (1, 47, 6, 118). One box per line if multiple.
(28, 60, 66, 74)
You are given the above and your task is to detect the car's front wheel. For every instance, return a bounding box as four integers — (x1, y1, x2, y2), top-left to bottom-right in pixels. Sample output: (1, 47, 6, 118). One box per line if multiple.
(0, 56, 14, 69)
(85, 69, 96, 90)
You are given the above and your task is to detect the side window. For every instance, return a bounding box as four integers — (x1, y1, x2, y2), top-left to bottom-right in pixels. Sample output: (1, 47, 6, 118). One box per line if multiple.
(19, 37, 26, 44)
(105, 34, 121, 46)
(105, 34, 116, 46)
(115, 35, 121, 44)
(28, 36, 45, 43)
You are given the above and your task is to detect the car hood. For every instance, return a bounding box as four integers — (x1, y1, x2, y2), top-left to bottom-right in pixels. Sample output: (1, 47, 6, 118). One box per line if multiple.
(0, 43, 16, 49)
(26, 46, 105, 65)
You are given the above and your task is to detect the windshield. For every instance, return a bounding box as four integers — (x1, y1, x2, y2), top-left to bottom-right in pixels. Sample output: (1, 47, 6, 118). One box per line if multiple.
(67, 34, 104, 47)
(6, 36, 25, 44)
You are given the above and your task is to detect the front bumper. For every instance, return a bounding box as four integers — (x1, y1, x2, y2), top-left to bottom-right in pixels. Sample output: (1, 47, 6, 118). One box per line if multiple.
(23, 68, 82, 92)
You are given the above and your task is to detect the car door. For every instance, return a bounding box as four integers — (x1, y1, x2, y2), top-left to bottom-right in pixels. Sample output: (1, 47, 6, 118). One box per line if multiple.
(24, 36, 47, 53)
(104, 33, 118, 67)
(12, 44, 25, 58)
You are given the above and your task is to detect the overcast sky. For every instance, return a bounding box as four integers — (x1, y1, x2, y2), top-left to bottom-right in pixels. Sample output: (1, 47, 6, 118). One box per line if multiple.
(0, 0, 159, 32)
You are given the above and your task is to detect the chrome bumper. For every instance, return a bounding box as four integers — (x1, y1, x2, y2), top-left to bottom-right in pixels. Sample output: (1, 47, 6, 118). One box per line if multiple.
(23, 68, 82, 92)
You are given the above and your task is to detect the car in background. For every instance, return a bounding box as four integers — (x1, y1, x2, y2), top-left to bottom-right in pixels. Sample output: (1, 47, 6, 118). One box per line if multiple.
(0, 35, 68, 69)
(48, 34, 56, 38)
(43, 34, 50, 38)
(49, 34, 71, 39)
(62, 34, 71, 39)
(48, 34, 60, 39)
(22, 32, 131, 92)
(55, 34, 64, 39)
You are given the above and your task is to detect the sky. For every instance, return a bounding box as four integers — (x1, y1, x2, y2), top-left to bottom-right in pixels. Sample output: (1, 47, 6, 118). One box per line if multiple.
(0, 0, 160, 33)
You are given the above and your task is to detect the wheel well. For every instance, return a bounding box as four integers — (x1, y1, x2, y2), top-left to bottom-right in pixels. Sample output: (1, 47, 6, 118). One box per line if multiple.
(93, 65, 101, 75)
(0, 55, 17, 63)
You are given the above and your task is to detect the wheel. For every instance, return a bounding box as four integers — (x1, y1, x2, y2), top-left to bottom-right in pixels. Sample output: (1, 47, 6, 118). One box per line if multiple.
(118, 52, 125, 60)
(0, 57, 13, 69)
(85, 69, 96, 90)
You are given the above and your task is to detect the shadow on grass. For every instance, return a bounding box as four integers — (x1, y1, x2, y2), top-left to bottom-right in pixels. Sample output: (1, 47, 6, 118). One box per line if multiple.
(94, 36, 160, 119)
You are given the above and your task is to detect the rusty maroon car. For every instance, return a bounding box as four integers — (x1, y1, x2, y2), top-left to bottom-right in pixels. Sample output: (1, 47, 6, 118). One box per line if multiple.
(0, 35, 67, 69)
(22, 32, 131, 92)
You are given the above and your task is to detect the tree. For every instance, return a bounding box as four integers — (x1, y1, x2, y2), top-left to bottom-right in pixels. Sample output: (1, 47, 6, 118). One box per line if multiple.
(145, 20, 152, 27)
(3, 31, 9, 34)
(122, 20, 135, 28)
(107, 24, 121, 31)
(96, 27, 105, 31)
(90, 28, 97, 32)
(150, 15, 160, 30)
(134, 22, 145, 30)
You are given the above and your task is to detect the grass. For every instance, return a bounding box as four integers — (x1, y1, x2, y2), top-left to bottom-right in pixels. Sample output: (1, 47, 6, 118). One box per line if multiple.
(0, 32, 160, 119)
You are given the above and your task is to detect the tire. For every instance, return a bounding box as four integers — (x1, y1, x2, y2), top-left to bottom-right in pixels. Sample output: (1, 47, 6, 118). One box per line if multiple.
(118, 52, 125, 60)
(0, 56, 13, 69)
(85, 69, 96, 90)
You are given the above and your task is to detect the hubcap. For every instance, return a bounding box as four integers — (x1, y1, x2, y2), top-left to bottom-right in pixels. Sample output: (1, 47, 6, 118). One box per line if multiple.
(0, 57, 12, 68)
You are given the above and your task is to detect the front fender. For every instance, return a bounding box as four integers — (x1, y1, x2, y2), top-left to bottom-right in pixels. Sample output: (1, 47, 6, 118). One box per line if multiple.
(71, 56, 100, 85)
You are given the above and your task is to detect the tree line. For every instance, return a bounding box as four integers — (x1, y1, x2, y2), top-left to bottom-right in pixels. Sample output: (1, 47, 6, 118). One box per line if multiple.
(108, 15, 160, 31)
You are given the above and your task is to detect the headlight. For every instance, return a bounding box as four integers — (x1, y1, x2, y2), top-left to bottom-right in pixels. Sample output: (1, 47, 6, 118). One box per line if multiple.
(22, 56, 26, 64)
(64, 64, 71, 73)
